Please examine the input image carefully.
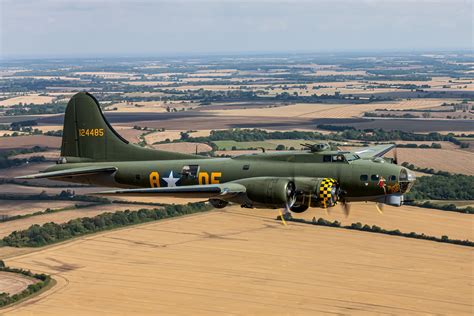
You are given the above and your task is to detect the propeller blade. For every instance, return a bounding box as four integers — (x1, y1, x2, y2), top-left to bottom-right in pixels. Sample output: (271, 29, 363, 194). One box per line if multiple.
(341, 201, 351, 217)
(278, 210, 287, 226)
(343, 203, 351, 217)
(375, 203, 384, 214)
(393, 147, 398, 165)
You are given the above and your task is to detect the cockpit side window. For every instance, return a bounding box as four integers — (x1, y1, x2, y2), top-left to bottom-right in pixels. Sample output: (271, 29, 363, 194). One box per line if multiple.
(323, 154, 347, 163)
(360, 175, 368, 181)
(333, 155, 346, 163)
(371, 174, 379, 181)
(181, 165, 200, 179)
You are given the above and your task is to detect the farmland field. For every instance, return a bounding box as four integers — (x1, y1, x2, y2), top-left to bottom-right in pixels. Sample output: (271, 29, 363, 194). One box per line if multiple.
(1, 53, 473, 314)
(0, 272, 35, 296)
(0, 200, 91, 217)
(213, 139, 309, 150)
(342, 147, 474, 175)
(2, 207, 472, 315)
(0, 203, 158, 238)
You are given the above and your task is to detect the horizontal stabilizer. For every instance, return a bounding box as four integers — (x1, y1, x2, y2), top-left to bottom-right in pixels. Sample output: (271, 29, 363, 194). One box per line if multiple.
(94, 183, 246, 199)
(16, 166, 117, 180)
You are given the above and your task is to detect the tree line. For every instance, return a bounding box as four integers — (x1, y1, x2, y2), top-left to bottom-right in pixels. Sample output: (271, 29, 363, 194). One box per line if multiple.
(5, 103, 67, 116)
(282, 216, 473, 247)
(0, 261, 51, 308)
(0, 146, 49, 169)
(1, 203, 211, 248)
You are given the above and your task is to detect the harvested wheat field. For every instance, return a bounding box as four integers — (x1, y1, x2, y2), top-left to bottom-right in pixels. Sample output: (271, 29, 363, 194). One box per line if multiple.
(111, 126, 143, 144)
(340, 146, 474, 175)
(152, 142, 212, 154)
(144, 129, 213, 144)
(293, 203, 473, 241)
(34, 125, 63, 133)
(144, 130, 184, 144)
(390, 148, 474, 175)
(11, 150, 60, 160)
(0, 200, 91, 217)
(0, 203, 153, 238)
(1, 207, 472, 315)
(0, 272, 35, 295)
(0, 136, 61, 151)
(204, 99, 449, 119)
(0, 94, 55, 107)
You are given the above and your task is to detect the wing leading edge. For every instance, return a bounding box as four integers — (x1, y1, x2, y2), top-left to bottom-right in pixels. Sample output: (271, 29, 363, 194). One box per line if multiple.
(94, 183, 247, 200)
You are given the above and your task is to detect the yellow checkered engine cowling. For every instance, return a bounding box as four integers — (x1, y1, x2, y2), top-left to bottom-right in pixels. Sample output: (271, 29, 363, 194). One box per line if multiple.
(318, 178, 339, 208)
(292, 177, 341, 209)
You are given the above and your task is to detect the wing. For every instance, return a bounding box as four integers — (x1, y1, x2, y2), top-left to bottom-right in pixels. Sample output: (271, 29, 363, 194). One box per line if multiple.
(352, 144, 395, 159)
(16, 166, 117, 180)
(94, 183, 246, 200)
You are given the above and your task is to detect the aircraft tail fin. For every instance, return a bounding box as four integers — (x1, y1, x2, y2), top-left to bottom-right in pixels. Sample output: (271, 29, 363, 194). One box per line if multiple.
(60, 92, 202, 162)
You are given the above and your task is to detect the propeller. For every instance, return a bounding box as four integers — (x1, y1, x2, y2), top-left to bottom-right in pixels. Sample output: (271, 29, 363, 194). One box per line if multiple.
(278, 181, 296, 226)
(375, 202, 384, 214)
(393, 147, 399, 165)
(340, 199, 351, 217)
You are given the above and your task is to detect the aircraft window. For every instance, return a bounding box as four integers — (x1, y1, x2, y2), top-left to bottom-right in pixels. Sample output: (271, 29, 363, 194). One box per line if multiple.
(333, 155, 346, 163)
(371, 174, 379, 181)
(135, 174, 141, 180)
(360, 175, 368, 181)
(399, 169, 408, 181)
(181, 165, 200, 178)
(390, 175, 397, 181)
(243, 164, 250, 170)
(345, 154, 360, 162)
(323, 155, 331, 162)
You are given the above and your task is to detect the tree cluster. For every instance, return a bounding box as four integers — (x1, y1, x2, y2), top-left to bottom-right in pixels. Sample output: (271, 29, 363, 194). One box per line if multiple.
(406, 174, 474, 200)
(2, 203, 211, 247)
(5, 103, 67, 116)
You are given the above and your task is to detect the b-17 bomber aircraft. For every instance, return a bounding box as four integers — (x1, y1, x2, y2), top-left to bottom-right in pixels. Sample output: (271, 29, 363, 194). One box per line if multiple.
(19, 92, 416, 219)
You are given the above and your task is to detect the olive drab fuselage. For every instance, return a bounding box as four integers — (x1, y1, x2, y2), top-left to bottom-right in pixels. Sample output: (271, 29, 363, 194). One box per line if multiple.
(48, 151, 409, 200)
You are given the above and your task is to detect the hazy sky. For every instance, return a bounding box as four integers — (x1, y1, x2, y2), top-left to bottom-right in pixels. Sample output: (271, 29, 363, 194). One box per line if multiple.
(0, 0, 472, 58)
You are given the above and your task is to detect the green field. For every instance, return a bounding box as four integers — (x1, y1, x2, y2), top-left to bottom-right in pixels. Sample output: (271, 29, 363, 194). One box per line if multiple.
(213, 139, 313, 150)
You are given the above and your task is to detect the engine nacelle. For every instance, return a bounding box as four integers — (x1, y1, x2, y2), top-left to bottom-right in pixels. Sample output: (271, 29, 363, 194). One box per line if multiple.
(291, 177, 340, 212)
(234, 177, 296, 209)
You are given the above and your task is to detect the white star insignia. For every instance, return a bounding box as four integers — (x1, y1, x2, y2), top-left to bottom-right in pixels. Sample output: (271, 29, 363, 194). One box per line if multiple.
(163, 171, 179, 187)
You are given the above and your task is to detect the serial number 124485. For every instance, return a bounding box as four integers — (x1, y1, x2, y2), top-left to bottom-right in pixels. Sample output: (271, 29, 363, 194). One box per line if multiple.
(78, 128, 104, 137)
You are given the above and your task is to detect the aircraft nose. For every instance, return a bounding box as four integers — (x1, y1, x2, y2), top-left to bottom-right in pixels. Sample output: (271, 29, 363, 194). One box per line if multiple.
(399, 167, 416, 193)
(406, 169, 416, 182)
